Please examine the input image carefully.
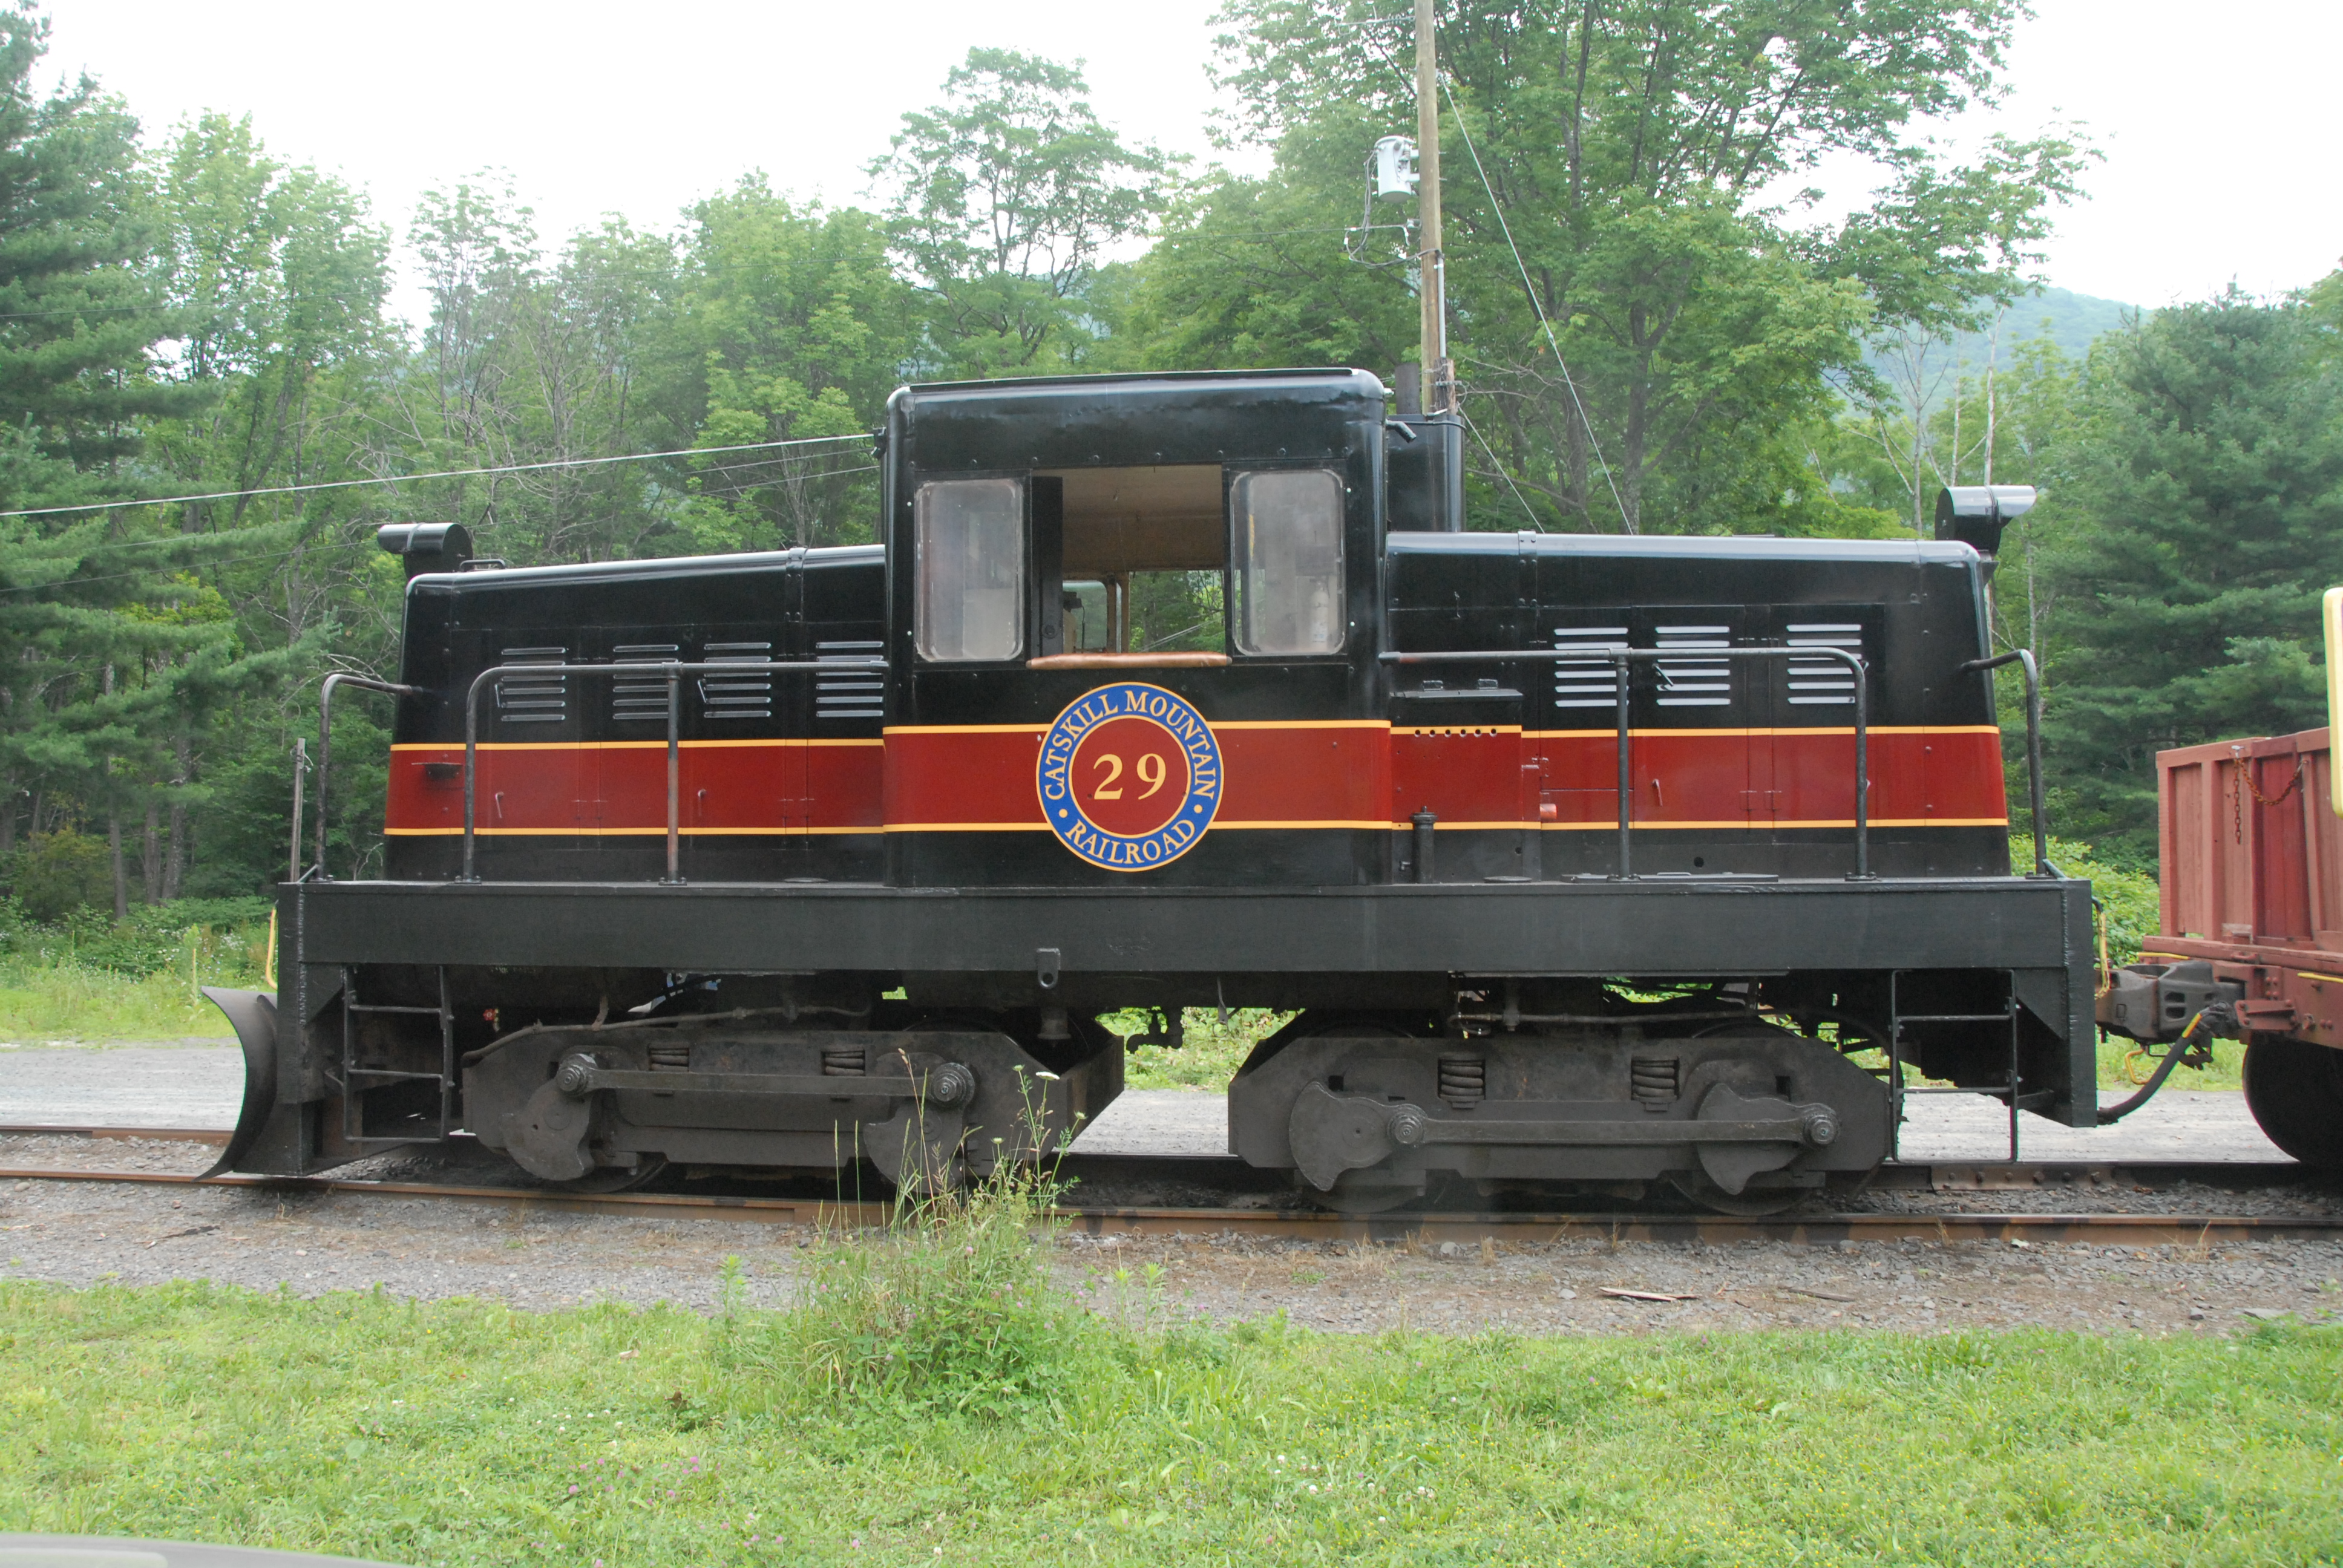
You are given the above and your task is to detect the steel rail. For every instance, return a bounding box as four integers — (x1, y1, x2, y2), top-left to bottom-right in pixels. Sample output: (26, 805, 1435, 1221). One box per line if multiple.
(458, 658, 886, 882)
(0, 1154, 2334, 1246)
(3, 1126, 2310, 1185)
(1381, 645, 1871, 879)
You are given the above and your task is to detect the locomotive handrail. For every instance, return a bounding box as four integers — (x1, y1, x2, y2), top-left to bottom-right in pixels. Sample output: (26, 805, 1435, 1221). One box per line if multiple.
(1380, 645, 1872, 880)
(313, 673, 428, 880)
(1960, 648, 2051, 878)
(458, 659, 888, 884)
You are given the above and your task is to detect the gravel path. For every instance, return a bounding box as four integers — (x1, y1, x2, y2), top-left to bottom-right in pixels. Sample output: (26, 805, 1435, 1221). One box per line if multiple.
(0, 1042, 243, 1129)
(2, 1132, 2338, 1337)
(2, 1043, 2330, 1337)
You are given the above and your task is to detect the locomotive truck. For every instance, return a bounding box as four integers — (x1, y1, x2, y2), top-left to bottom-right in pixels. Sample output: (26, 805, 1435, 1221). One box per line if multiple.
(204, 367, 2105, 1212)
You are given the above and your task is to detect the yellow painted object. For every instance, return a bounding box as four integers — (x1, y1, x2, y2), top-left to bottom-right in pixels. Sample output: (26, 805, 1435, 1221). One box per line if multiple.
(2325, 586, 2343, 815)
(263, 906, 278, 991)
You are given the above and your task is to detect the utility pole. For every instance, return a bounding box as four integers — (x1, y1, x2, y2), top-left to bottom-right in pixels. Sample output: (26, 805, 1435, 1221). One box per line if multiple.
(1414, 0, 1450, 414)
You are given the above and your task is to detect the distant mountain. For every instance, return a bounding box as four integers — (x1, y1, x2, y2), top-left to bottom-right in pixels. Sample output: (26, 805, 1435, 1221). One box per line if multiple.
(1944, 286, 2135, 367)
(1859, 286, 2135, 405)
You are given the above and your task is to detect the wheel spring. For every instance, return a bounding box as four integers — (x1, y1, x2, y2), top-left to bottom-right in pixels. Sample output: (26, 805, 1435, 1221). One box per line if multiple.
(1631, 1057, 1680, 1112)
(822, 1045, 867, 1076)
(1437, 1054, 1485, 1108)
(647, 1043, 690, 1072)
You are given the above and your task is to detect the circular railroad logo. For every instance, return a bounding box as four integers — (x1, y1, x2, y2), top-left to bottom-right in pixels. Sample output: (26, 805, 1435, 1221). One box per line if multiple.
(1036, 682, 1222, 872)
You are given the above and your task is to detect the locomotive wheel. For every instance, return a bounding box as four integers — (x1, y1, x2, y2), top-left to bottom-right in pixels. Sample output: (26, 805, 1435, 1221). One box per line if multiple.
(2242, 1034, 2343, 1168)
(1665, 1171, 1803, 1216)
(1276, 1017, 1429, 1214)
(1301, 1176, 1424, 1215)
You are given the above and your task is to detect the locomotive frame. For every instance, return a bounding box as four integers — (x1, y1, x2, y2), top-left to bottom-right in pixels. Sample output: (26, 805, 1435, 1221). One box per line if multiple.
(211, 367, 2097, 1213)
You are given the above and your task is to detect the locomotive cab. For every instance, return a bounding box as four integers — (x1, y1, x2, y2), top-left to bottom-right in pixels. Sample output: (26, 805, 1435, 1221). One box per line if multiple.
(885, 368, 1391, 888)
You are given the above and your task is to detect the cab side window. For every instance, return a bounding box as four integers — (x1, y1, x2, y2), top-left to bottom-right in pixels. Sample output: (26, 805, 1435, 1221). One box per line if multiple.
(1231, 468, 1345, 656)
(914, 477, 1024, 662)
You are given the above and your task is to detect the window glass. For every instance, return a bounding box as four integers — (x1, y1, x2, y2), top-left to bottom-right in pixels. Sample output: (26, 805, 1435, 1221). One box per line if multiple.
(1231, 468, 1345, 656)
(1060, 580, 1112, 652)
(914, 478, 1024, 661)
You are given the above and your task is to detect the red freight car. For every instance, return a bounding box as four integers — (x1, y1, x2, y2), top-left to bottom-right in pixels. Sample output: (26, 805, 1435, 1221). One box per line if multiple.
(2099, 593, 2343, 1165)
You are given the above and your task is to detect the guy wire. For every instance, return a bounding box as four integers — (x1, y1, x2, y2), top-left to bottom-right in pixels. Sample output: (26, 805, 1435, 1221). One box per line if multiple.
(1438, 74, 1633, 534)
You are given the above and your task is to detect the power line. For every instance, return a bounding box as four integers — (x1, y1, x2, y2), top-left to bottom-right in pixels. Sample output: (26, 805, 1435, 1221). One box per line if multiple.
(0, 462, 880, 596)
(0, 536, 369, 595)
(0, 448, 877, 562)
(0, 431, 871, 523)
(0, 299, 167, 322)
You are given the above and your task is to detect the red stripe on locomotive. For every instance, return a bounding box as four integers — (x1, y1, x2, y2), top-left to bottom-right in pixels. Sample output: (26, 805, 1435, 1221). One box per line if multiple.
(384, 742, 883, 835)
(385, 725, 2001, 835)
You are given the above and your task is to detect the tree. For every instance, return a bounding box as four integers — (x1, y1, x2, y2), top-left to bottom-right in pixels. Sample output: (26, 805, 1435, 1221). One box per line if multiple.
(2039, 293, 2343, 864)
(0, 5, 266, 904)
(871, 48, 1173, 377)
(1169, 0, 2088, 534)
(663, 179, 915, 552)
(1108, 102, 1419, 375)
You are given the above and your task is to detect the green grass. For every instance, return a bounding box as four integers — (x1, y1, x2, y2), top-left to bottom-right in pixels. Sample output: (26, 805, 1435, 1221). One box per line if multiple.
(2100, 1033, 2246, 1093)
(0, 906, 268, 1042)
(0, 938, 264, 1043)
(0, 961, 246, 1042)
(1113, 1008, 1286, 1091)
(0, 1275, 2336, 1567)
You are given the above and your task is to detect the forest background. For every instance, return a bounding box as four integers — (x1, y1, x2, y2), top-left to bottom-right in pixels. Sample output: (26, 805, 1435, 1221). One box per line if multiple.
(0, 0, 2334, 934)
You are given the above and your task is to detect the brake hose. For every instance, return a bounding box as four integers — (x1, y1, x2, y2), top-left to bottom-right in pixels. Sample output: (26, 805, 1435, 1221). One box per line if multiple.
(2097, 1008, 2209, 1125)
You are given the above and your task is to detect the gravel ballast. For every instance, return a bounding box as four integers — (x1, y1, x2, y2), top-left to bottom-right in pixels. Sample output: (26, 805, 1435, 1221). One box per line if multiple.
(2, 1132, 2338, 1337)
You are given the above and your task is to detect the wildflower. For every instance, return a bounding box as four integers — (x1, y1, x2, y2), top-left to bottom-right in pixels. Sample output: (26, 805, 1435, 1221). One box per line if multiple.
(568, 1486, 578, 1495)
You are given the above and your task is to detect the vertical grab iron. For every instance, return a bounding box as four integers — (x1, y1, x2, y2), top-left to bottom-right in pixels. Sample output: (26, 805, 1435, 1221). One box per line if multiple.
(1961, 650, 2049, 877)
(313, 673, 426, 880)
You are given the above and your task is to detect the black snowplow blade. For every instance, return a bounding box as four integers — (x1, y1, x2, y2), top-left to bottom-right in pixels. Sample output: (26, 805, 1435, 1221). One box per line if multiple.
(200, 987, 277, 1178)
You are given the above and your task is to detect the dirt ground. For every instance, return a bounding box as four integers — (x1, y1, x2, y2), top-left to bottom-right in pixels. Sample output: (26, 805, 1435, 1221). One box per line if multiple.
(3, 1133, 2339, 1337)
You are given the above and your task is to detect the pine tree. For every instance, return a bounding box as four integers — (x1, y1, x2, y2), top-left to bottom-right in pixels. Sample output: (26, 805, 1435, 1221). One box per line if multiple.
(2043, 294, 2343, 864)
(0, 4, 229, 894)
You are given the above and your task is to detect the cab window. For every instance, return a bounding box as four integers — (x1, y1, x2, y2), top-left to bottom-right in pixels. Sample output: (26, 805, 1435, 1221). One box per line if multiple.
(1231, 468, 1345, 656)
(914, 477, 1024, 662)
(1043, 465, 1226, 655)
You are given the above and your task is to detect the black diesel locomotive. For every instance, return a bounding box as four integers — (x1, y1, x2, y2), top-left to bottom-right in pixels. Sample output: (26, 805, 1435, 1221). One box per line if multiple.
(209, 368, 2093, 1212)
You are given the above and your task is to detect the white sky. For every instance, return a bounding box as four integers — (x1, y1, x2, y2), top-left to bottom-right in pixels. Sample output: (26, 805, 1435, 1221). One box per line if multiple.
(44, 0, 2343, 326)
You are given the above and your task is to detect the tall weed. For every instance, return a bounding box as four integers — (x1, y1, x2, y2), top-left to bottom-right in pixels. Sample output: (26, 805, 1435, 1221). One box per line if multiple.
(0, 896, 270, 1040)
(736, 1162, 1090, 1417)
